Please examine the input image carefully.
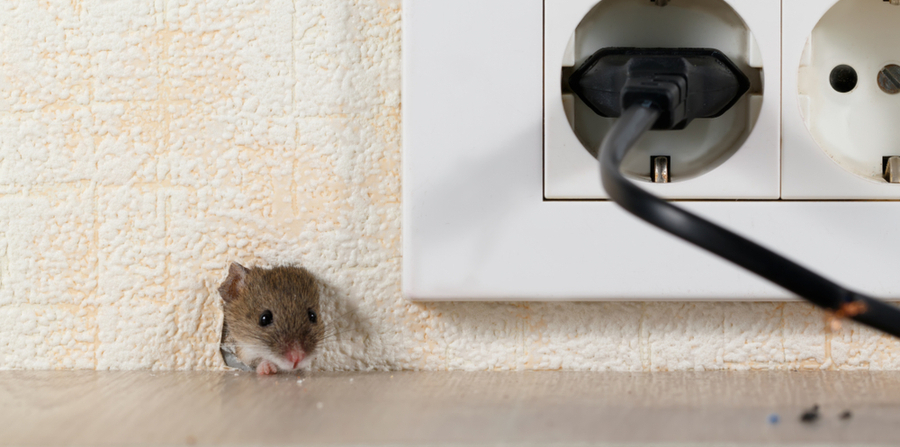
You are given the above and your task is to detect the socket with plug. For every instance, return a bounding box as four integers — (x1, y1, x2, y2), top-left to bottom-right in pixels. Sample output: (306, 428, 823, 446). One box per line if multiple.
(403, 0, 900, 301)
(544, 0, 781, 200)
(784, 0, 900, 199)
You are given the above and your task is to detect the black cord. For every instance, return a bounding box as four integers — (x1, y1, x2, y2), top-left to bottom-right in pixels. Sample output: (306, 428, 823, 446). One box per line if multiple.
(601, 103, 900, 338)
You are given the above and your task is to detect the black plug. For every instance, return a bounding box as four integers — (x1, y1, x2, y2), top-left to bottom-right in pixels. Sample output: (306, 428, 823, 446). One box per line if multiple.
(568, 48, 750, 130)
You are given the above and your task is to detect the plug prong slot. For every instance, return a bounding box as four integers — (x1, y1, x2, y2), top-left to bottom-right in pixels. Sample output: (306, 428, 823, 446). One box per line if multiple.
(883, 156, 900, 183)
(878, 65, 900, 94)
(651, 156, 670, 183)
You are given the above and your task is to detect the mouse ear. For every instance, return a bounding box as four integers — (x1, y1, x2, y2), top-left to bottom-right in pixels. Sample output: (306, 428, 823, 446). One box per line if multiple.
(218, 262, 250, 303)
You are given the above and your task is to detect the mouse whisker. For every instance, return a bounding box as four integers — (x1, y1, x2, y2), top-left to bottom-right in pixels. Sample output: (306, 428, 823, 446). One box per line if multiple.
(324, 309, 357, 323)
(318, 329, 345, 343)
(320, 326, 343, 341)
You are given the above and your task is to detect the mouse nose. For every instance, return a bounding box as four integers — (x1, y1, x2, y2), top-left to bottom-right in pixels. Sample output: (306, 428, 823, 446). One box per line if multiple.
(285, 348, 305, 369)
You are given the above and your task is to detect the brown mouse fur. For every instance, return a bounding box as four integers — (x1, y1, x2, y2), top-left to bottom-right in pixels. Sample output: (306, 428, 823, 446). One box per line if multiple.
(218, 262, 323, 375)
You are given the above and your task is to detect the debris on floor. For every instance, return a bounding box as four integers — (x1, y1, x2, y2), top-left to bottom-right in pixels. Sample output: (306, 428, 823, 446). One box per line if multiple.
(841, 410, 853, 420)
(800, 404, 820, 423)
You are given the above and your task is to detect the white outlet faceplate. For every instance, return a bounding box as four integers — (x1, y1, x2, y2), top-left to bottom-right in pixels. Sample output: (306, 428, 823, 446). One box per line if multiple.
(403, 0, 900, 301)
(783, 0, 900, 199)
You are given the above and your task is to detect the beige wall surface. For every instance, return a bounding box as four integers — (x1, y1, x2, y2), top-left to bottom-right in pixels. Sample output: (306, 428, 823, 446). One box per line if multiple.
(0, 0, 897, 371)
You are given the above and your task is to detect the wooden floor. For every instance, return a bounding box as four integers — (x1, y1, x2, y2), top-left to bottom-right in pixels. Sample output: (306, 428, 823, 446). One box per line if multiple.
(3, 371, 900, 446)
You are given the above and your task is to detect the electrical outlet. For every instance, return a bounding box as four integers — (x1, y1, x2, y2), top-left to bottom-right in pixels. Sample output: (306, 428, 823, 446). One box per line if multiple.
(544, 0, 780, 200)
(403, 0, 900, 301)
(783, 0, 900, 199)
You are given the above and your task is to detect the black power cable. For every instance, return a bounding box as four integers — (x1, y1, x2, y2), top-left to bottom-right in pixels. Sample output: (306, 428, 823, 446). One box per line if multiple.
(569, 47, 900, 338)
(600, 103, 900, 338)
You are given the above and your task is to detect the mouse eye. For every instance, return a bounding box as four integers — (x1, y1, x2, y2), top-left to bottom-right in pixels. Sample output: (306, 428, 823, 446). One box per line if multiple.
(307, 309, 317, 324)
(259, 310, 274, 327)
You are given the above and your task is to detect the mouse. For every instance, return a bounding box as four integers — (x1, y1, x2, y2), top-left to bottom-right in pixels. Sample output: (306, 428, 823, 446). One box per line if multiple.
(218, 262, 324, 375)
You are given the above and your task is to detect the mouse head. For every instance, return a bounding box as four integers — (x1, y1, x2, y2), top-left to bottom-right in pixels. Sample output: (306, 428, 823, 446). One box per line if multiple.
(219, 263, 323, 372)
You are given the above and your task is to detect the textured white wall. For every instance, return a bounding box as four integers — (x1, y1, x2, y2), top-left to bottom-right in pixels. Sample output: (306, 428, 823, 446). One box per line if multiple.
(1, 0, 898, 371)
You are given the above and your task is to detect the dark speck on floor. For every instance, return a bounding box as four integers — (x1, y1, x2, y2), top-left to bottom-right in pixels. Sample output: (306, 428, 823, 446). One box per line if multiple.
(801, 405, 820, 423)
